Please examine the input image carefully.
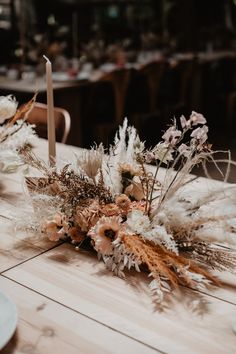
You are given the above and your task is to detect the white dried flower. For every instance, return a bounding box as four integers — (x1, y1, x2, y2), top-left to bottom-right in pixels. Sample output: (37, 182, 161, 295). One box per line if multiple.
(189, 111, 206, 126)
(180, 112, 206, 129)
(162, 126, 181, 146)
(133, 139, 145, 156)
(180, 115, 191, 129)
(0, 95, 18, 124)
(126, 210, 150, 234)
(151, 142, 173, 164)
(0, 120, 36, 150)
(178, 143, 191, 158)
(77, 144, 104, 180)
(0, 150, 22, 172)
(191, 125, 208, 145)
(144, 224, 178, 254)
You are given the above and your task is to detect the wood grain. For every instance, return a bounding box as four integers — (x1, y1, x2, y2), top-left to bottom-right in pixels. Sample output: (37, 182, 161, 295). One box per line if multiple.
(1, 138, 236, 354)
(0, 276, 159, 354)
(4, 243, 236, 354)
(199, 271, 236, 305)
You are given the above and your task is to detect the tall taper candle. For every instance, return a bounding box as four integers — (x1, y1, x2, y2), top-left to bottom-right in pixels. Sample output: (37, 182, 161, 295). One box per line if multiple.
(43, 55, 56, 166)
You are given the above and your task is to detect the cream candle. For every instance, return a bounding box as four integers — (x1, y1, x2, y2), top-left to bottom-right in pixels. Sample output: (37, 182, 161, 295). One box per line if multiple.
(43, 55, 56, 166)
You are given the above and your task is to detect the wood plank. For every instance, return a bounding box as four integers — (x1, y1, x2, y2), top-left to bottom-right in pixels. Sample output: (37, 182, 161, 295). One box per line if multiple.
(0, 198, 60, 273)
(4, 243, 236, 354)
(0, 276, 158, 354)
(197, 271, 236, 305)
(1, 138, 236, 353)
(0, 194, 61, 273)
(0, 221, 55, 273)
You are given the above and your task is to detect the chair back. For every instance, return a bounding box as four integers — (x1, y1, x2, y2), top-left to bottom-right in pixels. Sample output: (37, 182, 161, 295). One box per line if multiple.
(139, 61, 165, 112)
(101, 68, 131, 124)
(83, 68, 131, 147)
(175, 59, 195, 105)
(26, 102, 71, 144)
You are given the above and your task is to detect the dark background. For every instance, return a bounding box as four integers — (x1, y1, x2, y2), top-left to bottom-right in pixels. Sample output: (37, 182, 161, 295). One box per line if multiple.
(1, 0, 236, 157)
(1, 0, 235, 61)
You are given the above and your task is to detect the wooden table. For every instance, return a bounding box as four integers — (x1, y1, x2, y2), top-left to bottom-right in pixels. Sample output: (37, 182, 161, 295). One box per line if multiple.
(0, 139, 236, 354)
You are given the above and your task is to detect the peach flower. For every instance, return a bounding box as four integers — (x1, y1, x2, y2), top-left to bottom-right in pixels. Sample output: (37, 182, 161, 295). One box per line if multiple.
(115, 194, 131, 210)
(67, 227, 85, 243)
(75, 200, 100, 231)
(88, 216, 121, 255)
(43, 221, 66, 241)
(100, 203, 119, 216)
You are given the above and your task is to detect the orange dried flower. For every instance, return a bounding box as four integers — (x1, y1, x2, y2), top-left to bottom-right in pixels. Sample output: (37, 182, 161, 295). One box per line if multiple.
(100, 203, 119, 216)
(53, 212, 66, 227)
(115, 194, 131, 210)
(43, 221, 65, 241)
(75, 200, 100, 231)
(67, 227, 85, 243)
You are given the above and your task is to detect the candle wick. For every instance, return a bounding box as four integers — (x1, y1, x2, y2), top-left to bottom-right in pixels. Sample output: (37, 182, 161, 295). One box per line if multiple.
(43, 55, 50, 63)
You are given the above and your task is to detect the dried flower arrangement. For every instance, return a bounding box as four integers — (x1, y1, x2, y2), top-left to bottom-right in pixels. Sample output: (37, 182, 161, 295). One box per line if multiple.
(22, 113, 236, 302)
(0, 94, 36, 173)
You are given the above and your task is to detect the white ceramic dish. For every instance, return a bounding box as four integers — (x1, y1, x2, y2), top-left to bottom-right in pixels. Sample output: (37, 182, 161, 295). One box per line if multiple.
(52, 72, 70, 81)
(0, 291, 17, 350)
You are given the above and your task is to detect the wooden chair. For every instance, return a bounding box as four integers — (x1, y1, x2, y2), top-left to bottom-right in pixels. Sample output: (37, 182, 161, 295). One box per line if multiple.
(139, 61, 165, 113)
(124, 61, 165, 134)
(227, 91, 236, 131)
(160, 59, 195, 121)
(84, 68, 131, 146)
(26, 102, 71, 144)
(101, 68, 131, 125)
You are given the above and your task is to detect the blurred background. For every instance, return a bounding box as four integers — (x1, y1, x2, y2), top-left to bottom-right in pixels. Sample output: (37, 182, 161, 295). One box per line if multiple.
(1, 0, 236, 158)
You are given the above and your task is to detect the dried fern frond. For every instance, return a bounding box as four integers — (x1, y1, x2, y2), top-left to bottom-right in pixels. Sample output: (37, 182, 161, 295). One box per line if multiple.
(177, 240, 236, 272)
(122, 234, 218, 288)
(7, 92, 37, 127)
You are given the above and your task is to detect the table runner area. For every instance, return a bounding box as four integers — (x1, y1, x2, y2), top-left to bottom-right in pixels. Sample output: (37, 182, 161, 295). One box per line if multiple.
(0, 139, 236, 354)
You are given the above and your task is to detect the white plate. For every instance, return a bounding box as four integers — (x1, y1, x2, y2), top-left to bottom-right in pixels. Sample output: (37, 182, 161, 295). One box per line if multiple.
(52, 72, 70, 82)
(0, 291, 17, 350)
